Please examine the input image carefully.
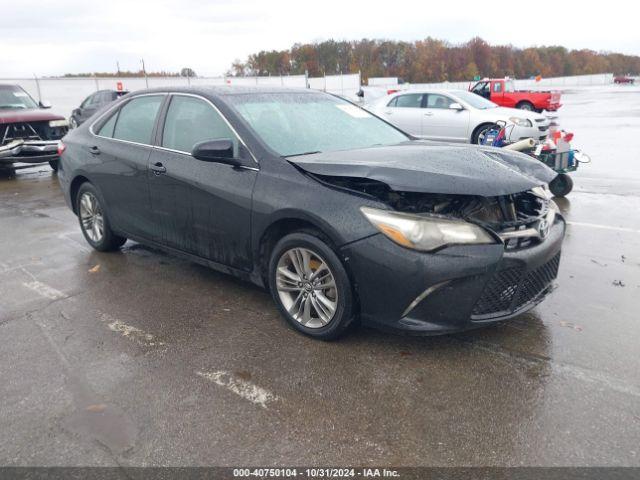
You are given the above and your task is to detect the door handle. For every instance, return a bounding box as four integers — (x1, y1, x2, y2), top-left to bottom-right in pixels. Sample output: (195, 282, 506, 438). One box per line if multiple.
(89, 146, 100, 155)
(150, 162, 166, 175)
(424, 112, 434, 116)
(384, 110, 393, 115)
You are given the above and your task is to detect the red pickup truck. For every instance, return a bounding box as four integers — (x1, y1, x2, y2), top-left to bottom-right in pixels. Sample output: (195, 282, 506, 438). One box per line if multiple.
(470, 78, 562, 112)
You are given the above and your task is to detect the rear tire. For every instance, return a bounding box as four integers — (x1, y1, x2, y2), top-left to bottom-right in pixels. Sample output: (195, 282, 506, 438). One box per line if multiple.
(549, 174, 574, 197)
(516, 101, 535, 111)
(268, 231, 356, 340)
(76, 182, 127, 251)
(49, 160, 59, 172)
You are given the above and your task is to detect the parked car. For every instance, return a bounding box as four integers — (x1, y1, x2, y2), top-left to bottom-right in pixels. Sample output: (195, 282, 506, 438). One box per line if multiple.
(0, 84, 68, 170)
(368, 89, 550, 144)
(614, 76, 635, 85)
(470, 78, 562, 112)
(58, 87, 564, 340)
(69, 89, 129, 128)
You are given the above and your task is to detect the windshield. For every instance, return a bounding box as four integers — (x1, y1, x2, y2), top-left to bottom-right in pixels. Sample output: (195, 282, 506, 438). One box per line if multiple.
(453, 90, 498, 110)
(0, 85, 39, 110)
(226, 92, 409, 156)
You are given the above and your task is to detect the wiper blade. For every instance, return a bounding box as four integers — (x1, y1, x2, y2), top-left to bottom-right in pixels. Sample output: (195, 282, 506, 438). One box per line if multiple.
(285, 150, 321, 157)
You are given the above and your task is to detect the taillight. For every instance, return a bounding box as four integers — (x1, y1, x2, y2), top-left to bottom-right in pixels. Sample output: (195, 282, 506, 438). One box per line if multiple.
(57, 141, 66, 156)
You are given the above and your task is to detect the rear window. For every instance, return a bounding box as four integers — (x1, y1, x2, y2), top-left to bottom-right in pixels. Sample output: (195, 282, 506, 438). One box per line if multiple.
(98, 111, 118, 137)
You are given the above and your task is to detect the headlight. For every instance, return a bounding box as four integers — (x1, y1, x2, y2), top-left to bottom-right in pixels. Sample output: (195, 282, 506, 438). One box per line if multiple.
(508, 117, 532, 127)
(49, 119, 69, 128)
(360, 207, 495, 252)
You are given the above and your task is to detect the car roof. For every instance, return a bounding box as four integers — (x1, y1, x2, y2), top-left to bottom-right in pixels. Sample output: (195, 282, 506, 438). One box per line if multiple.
(391, 89, 460, 95)
(130, 85, 314, 99)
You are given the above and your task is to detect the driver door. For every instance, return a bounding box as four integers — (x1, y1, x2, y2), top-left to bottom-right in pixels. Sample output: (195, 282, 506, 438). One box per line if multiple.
(148, 94, 257, 271)
(421, 93, 470, 142)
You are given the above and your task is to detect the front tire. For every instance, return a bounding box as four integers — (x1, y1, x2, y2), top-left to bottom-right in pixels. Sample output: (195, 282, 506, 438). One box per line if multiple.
(49, 159, 59, 172)
(76, 183, 127, 251)
(268, 232, 356, 340)
(471, 123, 497, 145)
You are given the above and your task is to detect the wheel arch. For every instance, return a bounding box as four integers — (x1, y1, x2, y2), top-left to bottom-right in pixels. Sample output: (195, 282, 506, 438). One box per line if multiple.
(255, 211, 349, 285)
(516, 100, 535, 110)
(69, 174, 91, 215)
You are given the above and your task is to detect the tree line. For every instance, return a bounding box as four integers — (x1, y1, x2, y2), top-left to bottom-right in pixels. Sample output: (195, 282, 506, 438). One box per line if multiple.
(228, 37, 640, 82)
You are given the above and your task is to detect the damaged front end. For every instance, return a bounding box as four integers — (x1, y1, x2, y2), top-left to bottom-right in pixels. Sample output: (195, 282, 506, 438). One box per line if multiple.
(310, 172, 565, 332)
(0, 121, 67, 165)
(314, 174, 558, 251)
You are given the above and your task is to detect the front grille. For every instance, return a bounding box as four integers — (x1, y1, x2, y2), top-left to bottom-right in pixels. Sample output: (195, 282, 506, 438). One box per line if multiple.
(471, 267, 522, 316)
(1, 123, 41, 143)
(472, 252, 561, 319)
(1, 121, 67, 146)
(513, 253, 561, 310)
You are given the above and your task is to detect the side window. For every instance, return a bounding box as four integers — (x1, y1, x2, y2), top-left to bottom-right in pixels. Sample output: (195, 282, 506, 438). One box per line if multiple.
(493, 82, 502, 93)
(425, 94, 454, 109)
(472, 82, 484, 94)
(394, 94, 423, 108)
(97, 111, 118, 138)
(96, 92, 111, 104)
(162, 95, 238, 155)
(112, 95, 163, 145)
(386, 97, 397, 107)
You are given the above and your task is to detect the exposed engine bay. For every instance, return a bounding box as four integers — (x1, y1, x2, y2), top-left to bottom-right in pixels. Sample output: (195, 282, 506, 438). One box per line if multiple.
(313, 174, 556, 249)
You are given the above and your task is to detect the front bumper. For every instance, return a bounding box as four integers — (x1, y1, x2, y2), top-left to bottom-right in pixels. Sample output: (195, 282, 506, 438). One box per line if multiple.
(341, 215, 565, 335)
(0, 140, 60, 165)
(513, 123, 549, 141)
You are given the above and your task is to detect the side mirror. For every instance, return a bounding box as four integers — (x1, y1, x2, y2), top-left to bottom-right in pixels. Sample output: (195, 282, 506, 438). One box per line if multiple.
(39, 100, 52, 109)
(192, 139, 239, 165)
(449, 102, 464, 111)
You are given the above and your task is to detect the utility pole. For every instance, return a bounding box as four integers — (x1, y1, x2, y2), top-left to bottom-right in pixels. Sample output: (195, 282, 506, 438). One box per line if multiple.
(117, 61, 121, 76)
(141, 58, 149, 88)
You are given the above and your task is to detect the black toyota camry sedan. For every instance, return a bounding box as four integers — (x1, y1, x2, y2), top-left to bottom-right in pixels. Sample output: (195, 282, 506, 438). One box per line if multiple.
(58, 86, 565, 340)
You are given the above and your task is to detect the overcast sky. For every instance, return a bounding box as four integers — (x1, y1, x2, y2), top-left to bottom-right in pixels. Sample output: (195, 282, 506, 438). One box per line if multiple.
(2, 0, 638, 78)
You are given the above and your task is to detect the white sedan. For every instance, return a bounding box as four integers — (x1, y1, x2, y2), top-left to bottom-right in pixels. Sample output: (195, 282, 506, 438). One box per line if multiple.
(367, 89, 550, 144)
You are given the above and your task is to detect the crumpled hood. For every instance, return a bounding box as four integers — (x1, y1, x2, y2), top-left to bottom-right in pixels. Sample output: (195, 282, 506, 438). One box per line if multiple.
(288, 141, 556, 196)
(0, 108, 64, 124)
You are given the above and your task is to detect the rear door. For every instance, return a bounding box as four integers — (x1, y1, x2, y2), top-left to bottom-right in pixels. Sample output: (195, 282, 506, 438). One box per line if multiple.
(421, 93, 470, 141)
(148, 94, 257, 270)
(380, 93, 424, 136)
(90, 94, 166, 239)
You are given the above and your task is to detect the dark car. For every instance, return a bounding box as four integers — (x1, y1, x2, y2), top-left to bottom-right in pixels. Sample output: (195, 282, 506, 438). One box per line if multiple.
(70, 89, 129, 128)
(0, 84, 68, 170)
(57, 86, 565, 340)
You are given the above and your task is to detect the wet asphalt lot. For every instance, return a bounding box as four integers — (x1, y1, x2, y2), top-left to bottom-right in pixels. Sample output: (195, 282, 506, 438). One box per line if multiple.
(1, 86, 639, 467)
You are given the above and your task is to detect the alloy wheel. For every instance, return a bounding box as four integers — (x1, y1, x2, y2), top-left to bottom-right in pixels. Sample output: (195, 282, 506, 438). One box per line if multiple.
(79, 192, 104, 243)
(275, 247, 338, 328)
